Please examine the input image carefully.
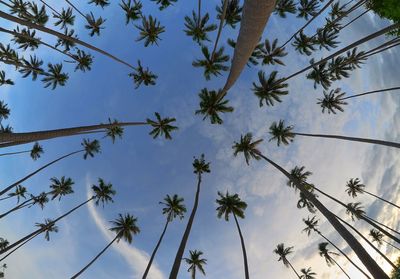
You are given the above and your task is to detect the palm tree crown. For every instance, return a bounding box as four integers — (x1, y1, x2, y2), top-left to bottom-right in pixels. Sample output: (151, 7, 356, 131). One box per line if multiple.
(8, 185, 27, 204)
(0, 101, 10, 121)
(297, 0, 319, 20)
(104, 118, 124, 143)
(192, 46, 229, 80)
(260, 39, 288, 66)
(53, 7, 75, 29)
(192, 154, 211, 175)
(300, 267, 316, 279)
(160, 194, 187, 222)
(345, 178, 365, 198)
(317, 88, 348, 114)
(269, 120, 295, 146)
(216, 0, 242, 28)
(252, 71, 289, 107)
(135, 15, 165, 47)
(110, 213, 140, 243)
(274, 0, 297, 18)
(195, 88, 233, 125)
(41, 63, 69, 90)
(81, 139, 101, 159)
(49, 176, 74, 200)
(146, 112, 178, 140)
(120, 0, 142, 25)
(232, 133, 263, 165)
(183, 250, 207, 279)
(318, 242, 339, 266)
(92, 178, 116, 207)
(346, 202, 365, 221)
(129, 60, 157, 88)
(85, 12, 106, 37)
(369, 229, 384, 246)
(184, 12, 217, 44)
(30, 142, 43, 160)
(216, 191, 247, 221)
(35, 218, 59, 241)
(88, 0, 110, 8)
(273, 243, 294, 268)
(302, 216, 319, 236)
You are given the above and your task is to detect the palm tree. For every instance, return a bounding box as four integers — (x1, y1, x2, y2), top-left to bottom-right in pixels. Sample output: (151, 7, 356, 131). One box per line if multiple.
(269, 119, 400, 149)
(142, 194, 186, 279)
(35, 218, 59, 241)
(135, 15, 165, 47)
(0, 238, 8, 252)
(146, 112, 178, 140)
(0, 142, 43, 159)
(292, 30, 317, 56)
(71, 213, 139, 278)
(370, 229, 400, 251)
(85, 12, 106, 37)
(216, 191, 249, 279)
(0, 139, 100, 197)
(299, 267, 316, 279)
(41, 63, 68, 90)
(120, 0, 142, 25)
(346, 177, 400, 210)
(183, 250, 207, 279)
(297, 0, 320, 20)
(169, 154, 210, 279)
(259, 38, 288, 66)
(53, 7, 75, 29)
(0, 101, 10, 121)
(274, 0, 296, 18)
(129, 60, 158, 88)
(232, 132, 388, 278)
(273, 243, 300, 278)
(49, 176, 74, 201)
(192, 46, 229, 80)
(184, 12, 217, 44)
(252, 71, 289, 107)
(0, 71, 14, 86)
(151, 0, 177, 10)
(227, 38, 263, 67)
(318, 242, 350, 278)
(1, 185, 27, 204)
(216, 0, 242, 29)
(195, 88, 233, 124)
(88, 0, 110, 8)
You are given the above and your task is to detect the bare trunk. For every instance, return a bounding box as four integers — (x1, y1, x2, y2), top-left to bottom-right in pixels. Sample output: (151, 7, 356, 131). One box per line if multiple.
(211, 0, 228, 59)
(0, 150, 29, 157)
(382, 239, 400, 251)
(39, 0, 61, 16)
(331, 257, 351, 279)
(0, 233, 37, 262)
(341, 87, 400, 100)
(287, 261, 301, 278)
(233, 213, 250, 279)
(65, 0, 86, 20)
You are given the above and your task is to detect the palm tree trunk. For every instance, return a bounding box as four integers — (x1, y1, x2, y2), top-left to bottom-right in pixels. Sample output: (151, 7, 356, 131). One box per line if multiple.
(197, 0, 201, 26)
(169, 174, 203, 279)
(0, 121, 147, 144)
(361, 189, 400, 210)
(0, 0, 12, 8)
(220, 0, 277, 97)
(331, 257, 351, 279)
(39, 0, 61, 17)
(0, 196, 13, 201)
(341, 87, 400, 100)
(0, 233, 37, 262)
(293, 132, 400, 149)
(0, 149, 83, 197)
(0, 150, 29, 157)
(366, 216, 400, 236)
(317, 232, 370, 278)
(192, 267, 196, 279)
(258, 154, 389, 278)
(0, 11, 135, 69)
(287, 261, 301, 279)
(142, 220, 169, 279)
(0, 198, 33, 219)
(0, 197, 93, 256)
(211, 0, 228, 59)
(382, 239, 400, 251)
(233, 213, 250, 279)
(70, 235, 118, 278)
(64, 0, 86, 20)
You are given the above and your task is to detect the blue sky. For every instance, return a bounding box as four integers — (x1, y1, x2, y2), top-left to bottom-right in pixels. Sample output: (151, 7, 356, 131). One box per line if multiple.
(1, 0, 400, 278)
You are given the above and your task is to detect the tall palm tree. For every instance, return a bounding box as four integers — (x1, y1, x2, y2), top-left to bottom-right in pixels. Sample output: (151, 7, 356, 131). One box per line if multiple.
(216, 0, 242, 29)
(151, 0, 177, 10)
(269, 119, 400, 149)
(183, 250, 207, 279)
(129, 60, 158, 89)
(1, 142, 44, 160)
(259, 38, 288, 66)
(135, 15, 165, 47)
(299, 267, 316, 279)
(0, 139, 100, 197)
(84, 12, 106, 37)
(35, 218, 59, 241)
(71, 213, 139, 278)
(195, 88, 234, 124)
(273, 243, 300, 278)
(216, 191, 249, 279)
(318, 242, 350, 279)
(49, 176, 74, 201)
(53, 7, 75, 29)
(142, 194, 187, 279)
(184, 12, 217, 44)
(346, 178, 400, 210)
(292, 31, 316, 56)
(274, 0, 296, 18)
(0, 185, 27, 203)
(0, 71, 14, 86)
(370, 229, 400, 251)
(41, 63, 69, 90)
(252, 71, 289, 107)
(232, 132, 388, 278)
(192, 46, 229, 80)
(297, 0, 320, 20)
(169, 154, 210, 279)
(120, 0, 142, 25)
(210, 0, 228, 59)
(88, 0, 110, 8)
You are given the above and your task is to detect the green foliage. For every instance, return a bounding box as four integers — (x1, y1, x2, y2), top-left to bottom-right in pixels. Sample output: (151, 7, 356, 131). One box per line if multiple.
(216, 0, 242, 28)
(273, 243, 294, 268)
(85, 12, 106, 37)
(92, 178, 116, 207)
(120, 0, 142, 25)
(297, 0, 319, 20)
(41, 63, 69, 90)
(0, 101, 10, 121)
(160, 194, 187, 222)
(151, 0, 177, 10)
(184, 12, 217, 44)
(367, 0, 400, 35)
(183, 250, 207, 279)
(391, 256, 400, 278)
(104, 118, 124, 143)
(195, 88, 234, 125)
(81, 139, 101, 159)
(192, 154, 210, 175)
(259, 39, 287, 66)
(268, 120, 295, 146)
(49, 176, 75, 201)
(252, 71, 289, 107)
(192, 46, 229, 80)
(53, 7, 76, 29)
(232, 133, 263, 165)
(7, 185, 27, 204)
(146, 112, 178, 140)
(274, 0, 297, 18)
(135, 15, 165, 47)
(110, 213, 140, 243)
(55, 28, 77, 52)
(88, 0, 110, 8)
(216, 191, 247, 221)
(35, 218, 58, 241)
(317, 88, 348, 114)
(129, 60, 157, 88)
(30, 142, 44, 160)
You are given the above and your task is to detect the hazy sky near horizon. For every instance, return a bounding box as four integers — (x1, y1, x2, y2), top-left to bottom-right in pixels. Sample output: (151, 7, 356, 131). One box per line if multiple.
(1, 0, 400, 278)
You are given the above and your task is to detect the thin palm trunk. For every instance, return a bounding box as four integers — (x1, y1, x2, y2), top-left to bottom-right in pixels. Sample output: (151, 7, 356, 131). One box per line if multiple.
(0, 150, 83, 197)
(0, 197, 34, 219)
(331, 257, 351, 279)
(169, 174, 203, 279)
(71, 235, 118, 279)
(340, 8, 370, 31)
(382, 239, 400, 251)
(0, 11, 135, 69)
(142, 220, 169, 279)
(0, 233, 37, 262)
(197, 0, 201, 26)
(0, 150, 29, 157)
(258, 154, 388, 278)
(0, 197, 93, 256)
(64, 0, 86, 20)
(211, 0, 228, 59)
(361, 189, 400, 210)
(366, 216, 400, 236)
(39, 0, 61, 16)
(293, 132, 400, 149)
(233, 213, 250, 279)
(341, 87, 400, 100)
(287, 261, 301, 278)
(0, 196, 13, 201)
(318, 232, 370, 278)
(0, 0, 12, 8)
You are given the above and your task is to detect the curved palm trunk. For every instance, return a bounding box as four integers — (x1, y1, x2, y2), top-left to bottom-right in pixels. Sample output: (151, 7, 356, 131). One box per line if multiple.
(0, 197, 93, 256)
(293, 132, 400, 149)
(71, 236, 118, 279)
(169, 174, 203, 279)
(233, 213, 250, 279)
(211, 0, 228, 59)
(331, 257, 351, 279)
(0, 150, 29, 157)
(360, 189, 400, 210)
(0, 150, 83, 197)
(258, 154, 389, 278)
(142, 220, 169, 279)
(318, 232, 371, 278)
(287, 261, 301, 278)
(0, 11, 135, 69)
(220, 0, 276, 97)
(341, 87, 400, 100)
(382, 239, 400, 251)
(0, 121, 146, 144)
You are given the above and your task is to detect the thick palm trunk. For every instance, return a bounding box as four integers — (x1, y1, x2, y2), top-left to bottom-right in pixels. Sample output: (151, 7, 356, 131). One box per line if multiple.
(71, 236, 118, 279)
(211, 0, 228, 59)
(341, 87, 400, 100)
(331, 257, 351, 279)
(288, 261, 301, 278)
(142, 220, 169, 279)
(169, 174, 203, 279)
(0, 11, 135, 69)
(258, 154, 389, 278)
(360, 189, 400, 210)
(293, 132, 400, 149)
(382, 240, 400, 251)
(0, 150, 83, 197)
(233, 213, 250, 279)
(0, 150, 29, 157)
(318, 232, 370, 278)
(0, 121, 146, 144)
(220, 0, 276, 96)
(0, 197, 93, 256)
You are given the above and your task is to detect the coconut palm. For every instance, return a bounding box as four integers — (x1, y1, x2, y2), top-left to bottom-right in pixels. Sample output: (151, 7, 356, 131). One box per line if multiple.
(184, 12, 217, 44)
(192, 46, 229, 80)
(319, 242, 350, 278)
(151, 0, 177, 10)
(85, 12, 106, 37)
(216, 191, 249, 279)
(26, 3, 49, 26)
(315, 27, 339, 51)
(0, 71, 14, 86)
(53, 7, 75, 29)
(70, 49, 93, 72)
(169, 154, 210, 279)
(120, 0, 142, 25)
(142, 194, 186, 279)
(317, 88, 348, 114)
(216, 0, 242, 28)
(71, 213, 139, 278)
(135, 15, 165, 47)
(5, 185, 27, 204)
(54, 28, 77, 51)
(292, 31, 316, 56)
(299, 267, 316, 279)
(146, 112, 178, 140)
(297, 0, 320, 20)
(88, 0, 110, 8)
(259, 39, 288, 66)
(18, 55, 44, 81)
(0, 142, 43, 159)
(49, 176, 74, 201)
(0, 101, 10, 121)
(35, 218, 58, 241)
(233, 132, 388, 278)
(129, 60, 157, 88)
(273, 243, 300, 278)
(11, 27, 39, 50)
(41, 63, 69, 90)
(269, 119, 400, 149)
(274, 0, 296, 18)
(370, 229, 400, 251)
(183, 250, 207, 279)
(195, 88, 234, 124)
(252, 71, 289, 107)
(0, 239, 8, 252)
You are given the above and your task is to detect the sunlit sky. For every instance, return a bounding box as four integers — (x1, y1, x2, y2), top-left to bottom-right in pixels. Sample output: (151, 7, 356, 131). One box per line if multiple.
(1, 0, 400, 278)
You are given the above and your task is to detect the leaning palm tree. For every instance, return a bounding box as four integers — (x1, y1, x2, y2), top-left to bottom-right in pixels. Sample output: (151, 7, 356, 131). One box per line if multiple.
(318, 242, 350, 279)
(216, 191, 249, 279)
(0, 185, 27, 203)
(233, 133, 388, 278)
(259, 38, 288, 66)
(195, 88, 234, 124)
(169, 154, 210, 279)
(369, 229, 400, 251)
(273, 243, 300, 278)
(299, 267, 316, 279)
(346, 178, 400, 210)
(269, 119, 400, 149)
(129, 60, 158, 89)
(252, 71, 289, 107)
(216, 0, 242, 29)
(71, 213, 140, 278)
(142, 194, 187, 279)
(183, 250, 207, 279)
